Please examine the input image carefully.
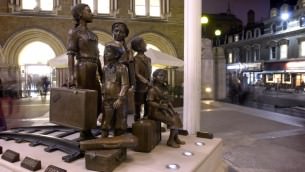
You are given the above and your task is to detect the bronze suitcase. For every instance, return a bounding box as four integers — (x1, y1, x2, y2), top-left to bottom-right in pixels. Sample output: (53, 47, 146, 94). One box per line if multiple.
(50, 88, 97, 130)
(132, 119, 158, 152)
(85, 148, 127, 172)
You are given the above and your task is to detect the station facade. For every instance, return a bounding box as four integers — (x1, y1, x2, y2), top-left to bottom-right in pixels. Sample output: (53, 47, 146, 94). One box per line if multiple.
(0, 0, 184, 97)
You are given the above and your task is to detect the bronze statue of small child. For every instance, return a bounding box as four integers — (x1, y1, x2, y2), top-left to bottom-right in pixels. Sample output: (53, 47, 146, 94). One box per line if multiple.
(147, 69, 185, 148)
(100, 44, 129, 138)
(131, 37, 152, 121)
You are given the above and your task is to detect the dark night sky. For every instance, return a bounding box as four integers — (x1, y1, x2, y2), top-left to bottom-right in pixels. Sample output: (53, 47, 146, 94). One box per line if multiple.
(202, 0, 298, 25)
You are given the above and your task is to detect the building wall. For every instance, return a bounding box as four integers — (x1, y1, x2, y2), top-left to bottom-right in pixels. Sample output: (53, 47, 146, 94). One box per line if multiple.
(0, 0, 184, 95)
(221, 0, 305, 90)
(0, 0, 184, 64)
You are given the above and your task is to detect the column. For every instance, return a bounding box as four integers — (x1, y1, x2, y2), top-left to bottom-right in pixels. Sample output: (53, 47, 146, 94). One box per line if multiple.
(183, 0, 201, 134)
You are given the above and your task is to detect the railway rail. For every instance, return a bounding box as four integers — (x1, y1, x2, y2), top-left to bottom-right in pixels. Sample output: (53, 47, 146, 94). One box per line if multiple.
(0, 125, 101, 162)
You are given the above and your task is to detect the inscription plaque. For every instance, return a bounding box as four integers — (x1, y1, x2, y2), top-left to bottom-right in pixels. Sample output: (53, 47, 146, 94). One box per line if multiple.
(1, 149, 20, 163)
(45, 165, 67, 172)
(21, 156, 41, 171)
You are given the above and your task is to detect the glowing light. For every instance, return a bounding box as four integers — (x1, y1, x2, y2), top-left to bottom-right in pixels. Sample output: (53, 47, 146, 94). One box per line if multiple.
(214, 29, 221, 36)
(201, 16, 209, 24)
(281, 13, 289, 21)
(166, 164, 180, 170)
(205, 87, 212, 93)
(195, 142, 205, 146)
(182, 151, 194, 157)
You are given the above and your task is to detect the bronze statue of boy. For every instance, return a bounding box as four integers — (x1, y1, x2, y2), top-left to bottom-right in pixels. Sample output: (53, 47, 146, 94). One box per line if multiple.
(131, 37, 152, 121)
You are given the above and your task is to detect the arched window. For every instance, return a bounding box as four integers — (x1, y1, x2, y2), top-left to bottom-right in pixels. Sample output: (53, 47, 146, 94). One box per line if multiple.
(18, 41, 55, 65)
(253, 45, 260, 61)
(254, 28, 261, 37)
(271, 24, 276, 33)
(246, 30, 252, 39)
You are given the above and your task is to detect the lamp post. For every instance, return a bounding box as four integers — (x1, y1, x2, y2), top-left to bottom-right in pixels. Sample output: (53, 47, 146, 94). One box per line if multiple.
(201, 16, 209, 37)
(214, 29, 221, 46)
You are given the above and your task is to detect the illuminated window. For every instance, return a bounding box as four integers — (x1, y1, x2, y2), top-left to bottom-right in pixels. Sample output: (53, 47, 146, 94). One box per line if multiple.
(21, 0, 37, 10)
(21, 0, 53, 11)
(228, 53, 233, 63)
(134, 0, 160, 16)
(246, 49, 251, 62)
(300, 41, 305, 56)
(253, 48, 260, 61)
(149, 0, 161, 17)
(11, 0, 60, 14)
(40, 0, 54, 11)
(270, 47, 276, 59)
(234, 35, 239, 42)
(135, 0, 146, 16)
(280, 44, 288, 59)
(80, 0, 112, 15)
(130, 0, 170, 19)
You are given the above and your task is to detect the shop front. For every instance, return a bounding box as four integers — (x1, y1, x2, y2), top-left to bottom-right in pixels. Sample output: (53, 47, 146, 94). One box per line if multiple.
(226, 62, 262, 85)
(263, 60, 305, 89)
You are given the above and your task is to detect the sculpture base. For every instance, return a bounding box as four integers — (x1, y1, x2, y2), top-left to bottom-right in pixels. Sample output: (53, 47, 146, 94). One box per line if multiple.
(0, 133, 227, 172)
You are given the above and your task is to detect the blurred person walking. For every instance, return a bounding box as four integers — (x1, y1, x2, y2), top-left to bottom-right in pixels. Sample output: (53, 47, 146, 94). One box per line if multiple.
(0, 78, 7, 131)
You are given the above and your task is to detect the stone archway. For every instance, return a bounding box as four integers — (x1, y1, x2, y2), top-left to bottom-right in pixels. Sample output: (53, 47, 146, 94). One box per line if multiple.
(93, 30, 113, 45)
(135, 32, 178, 57)
(3, 28, 66, 65)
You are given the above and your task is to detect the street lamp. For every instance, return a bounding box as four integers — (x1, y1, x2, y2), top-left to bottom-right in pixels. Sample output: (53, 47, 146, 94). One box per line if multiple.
(214, 29, 221, 46)
(201, 16, 209, 24)
(201, 16, 209, 37)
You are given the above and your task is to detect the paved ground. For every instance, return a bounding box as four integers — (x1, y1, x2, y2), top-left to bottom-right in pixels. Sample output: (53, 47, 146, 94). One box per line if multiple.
(2, 93, 305, 172)
(200, 101, 305, 172)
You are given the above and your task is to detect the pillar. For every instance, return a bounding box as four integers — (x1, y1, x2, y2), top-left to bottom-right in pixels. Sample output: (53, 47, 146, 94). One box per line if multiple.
(183, 0, 201, 134)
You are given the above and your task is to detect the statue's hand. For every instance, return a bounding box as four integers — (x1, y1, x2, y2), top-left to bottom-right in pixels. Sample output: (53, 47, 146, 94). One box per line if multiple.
(128, 85, 135, 92)
(113, 99, 123, 109)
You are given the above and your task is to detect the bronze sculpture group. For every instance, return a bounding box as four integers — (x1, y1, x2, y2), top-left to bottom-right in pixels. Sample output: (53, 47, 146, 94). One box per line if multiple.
(65, 3, 185, 147)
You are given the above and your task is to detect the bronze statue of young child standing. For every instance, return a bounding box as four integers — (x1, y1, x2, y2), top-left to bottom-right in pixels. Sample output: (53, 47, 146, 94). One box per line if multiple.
(100, 44, 129, 137)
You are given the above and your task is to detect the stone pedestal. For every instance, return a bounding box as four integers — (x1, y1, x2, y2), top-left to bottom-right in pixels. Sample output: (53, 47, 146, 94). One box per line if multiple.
(201, 39, 215, 99)
(0, 134, 227, 172)
(213, 47, 226, 100)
